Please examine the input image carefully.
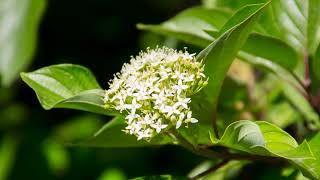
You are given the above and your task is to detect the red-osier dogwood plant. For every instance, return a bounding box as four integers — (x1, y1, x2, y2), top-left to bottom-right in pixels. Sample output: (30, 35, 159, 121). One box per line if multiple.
(21, 1, 320, 179)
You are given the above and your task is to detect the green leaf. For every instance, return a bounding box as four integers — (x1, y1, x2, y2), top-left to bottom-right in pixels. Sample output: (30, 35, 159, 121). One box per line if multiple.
(308, 0, 320, 55)
(311, 43, 320, 91)
(130, 175, 186, 180)
(240, 33, 298, 70)
(0, 0, 46, 86)
(72, 116, 173, 148)
(216, 120, 317, 179)
(139, 3, 299, 84)
(212, 0, 320, 58)
(137, 6, 231, 47)
(21, 64, 117, 115)
(295, 133, 320, 179)
(191, 2, 270, 123)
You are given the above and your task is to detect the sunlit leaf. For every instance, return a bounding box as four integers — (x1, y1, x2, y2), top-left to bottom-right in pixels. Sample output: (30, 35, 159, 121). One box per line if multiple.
(295, 133, 320, 179)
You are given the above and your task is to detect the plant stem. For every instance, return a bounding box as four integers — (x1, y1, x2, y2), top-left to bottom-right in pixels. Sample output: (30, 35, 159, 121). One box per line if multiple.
(190, 160, 229, 180)
(304, 50, 311, 92)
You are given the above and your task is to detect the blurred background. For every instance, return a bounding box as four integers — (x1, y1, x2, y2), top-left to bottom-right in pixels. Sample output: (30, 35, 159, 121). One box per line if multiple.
(0, 0, 207, 179)
(0, 0, 302, 179)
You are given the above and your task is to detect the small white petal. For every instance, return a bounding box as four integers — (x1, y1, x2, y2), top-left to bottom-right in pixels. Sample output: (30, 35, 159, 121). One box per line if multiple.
(176, 120, 182, 129)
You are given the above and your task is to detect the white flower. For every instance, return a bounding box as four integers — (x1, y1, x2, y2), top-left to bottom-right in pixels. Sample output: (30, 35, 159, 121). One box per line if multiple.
(174, 96, 191, 109)
(104, 47, 208, 140)
(176, 113, 185, 129)
(115, 99, 130, 112)
(187, 111, 198, 123)
(161, 105, 180, 116)
(137, 129, 153, 140)
(152, 91, 167, 105)
(125, 112, 140, 123)
(126, 99, 141, 114)
(143, 114, 155, 125)
(184, 74, 195, 82)
(172, 79, 189, 94)
(150, 119, 168, 133)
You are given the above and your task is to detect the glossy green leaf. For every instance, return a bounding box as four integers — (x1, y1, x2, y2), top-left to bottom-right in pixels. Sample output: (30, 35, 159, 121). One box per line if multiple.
(216, 120, 316, 178)
(21, 64, 117, 115)
(191, 2, 270, 123)
(0, 0, 46, 86)
(73, 116, 173, 148)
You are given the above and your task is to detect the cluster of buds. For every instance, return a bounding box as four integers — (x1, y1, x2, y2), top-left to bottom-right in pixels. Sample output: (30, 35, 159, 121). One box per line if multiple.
(104, 47, 208, 140)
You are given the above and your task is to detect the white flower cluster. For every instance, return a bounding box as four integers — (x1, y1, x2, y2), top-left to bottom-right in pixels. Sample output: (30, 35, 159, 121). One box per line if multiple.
(104, 47, 208, 140)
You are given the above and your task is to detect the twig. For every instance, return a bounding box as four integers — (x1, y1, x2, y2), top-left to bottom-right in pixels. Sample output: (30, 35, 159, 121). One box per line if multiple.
(190, 160, 229, 180)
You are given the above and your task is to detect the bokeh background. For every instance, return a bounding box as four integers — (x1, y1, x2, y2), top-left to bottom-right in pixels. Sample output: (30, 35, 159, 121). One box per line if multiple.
(0, 0, 205, 179)
(0, 0, 295, 179)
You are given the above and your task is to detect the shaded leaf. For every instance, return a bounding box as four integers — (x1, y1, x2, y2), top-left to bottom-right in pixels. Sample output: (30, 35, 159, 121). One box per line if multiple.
(137, 6, 231, 47)
(72, 116, 173, 148)
(139, 4, 299, 75)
